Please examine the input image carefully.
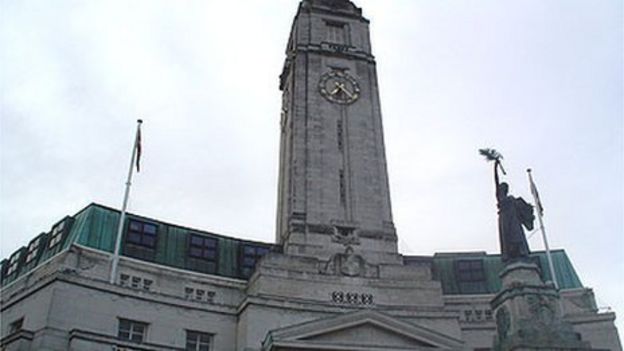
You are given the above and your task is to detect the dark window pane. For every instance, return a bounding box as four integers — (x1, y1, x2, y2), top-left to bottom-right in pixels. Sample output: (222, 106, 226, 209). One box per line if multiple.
(133, 324, 145, 334)
(186, 331, 213, 351)
(191, 235, 203, 246)
(203, 250, 216, 259)
(189, 235, 218, 263)
(142, 236, 155, 248)
(118, 319, 146, 343)
(126, 221, 158, 249)
(129, 221, 141, 231)
(456, 260, 485, 283)
(243, 246, 256, 255)
(204, 238, 217, 248)
(190, 247, 203, 258)
(128, 232, 142, 244)
(257, 248, 270, 256)
(143, 224, 157, 234)
(243, 257, 256, 266)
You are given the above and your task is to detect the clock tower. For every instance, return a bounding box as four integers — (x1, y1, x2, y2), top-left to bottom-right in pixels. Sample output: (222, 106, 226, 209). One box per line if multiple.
(276, 0, 398, 263)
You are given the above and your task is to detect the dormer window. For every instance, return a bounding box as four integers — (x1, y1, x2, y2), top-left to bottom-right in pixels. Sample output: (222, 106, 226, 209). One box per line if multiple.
(455, 259, 487, 294)
(189, 234, 218, 262)
(6, 252, 21, 276)
(25, 237, 41, 263)
(239, 245, 271, 278)
(48, 221, 65, 248)
(126, 220, 158, 249)
(456, 260, 485, 282)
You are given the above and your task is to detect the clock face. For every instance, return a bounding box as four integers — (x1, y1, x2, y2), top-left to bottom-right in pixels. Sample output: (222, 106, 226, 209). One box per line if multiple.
(319, 71, 360, 105)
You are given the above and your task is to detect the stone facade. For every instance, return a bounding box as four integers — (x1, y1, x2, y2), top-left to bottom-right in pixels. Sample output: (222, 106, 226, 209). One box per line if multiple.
(1, 243, 620, 350)
(1, 1, 621, 351)
(275, 0, 397, 263)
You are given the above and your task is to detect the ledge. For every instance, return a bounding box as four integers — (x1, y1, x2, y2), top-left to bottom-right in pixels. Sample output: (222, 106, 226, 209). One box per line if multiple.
(69, 328, 185, 351)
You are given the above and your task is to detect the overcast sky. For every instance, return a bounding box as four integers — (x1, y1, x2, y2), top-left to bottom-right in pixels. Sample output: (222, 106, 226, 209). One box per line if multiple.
(1, 0, 622, 333)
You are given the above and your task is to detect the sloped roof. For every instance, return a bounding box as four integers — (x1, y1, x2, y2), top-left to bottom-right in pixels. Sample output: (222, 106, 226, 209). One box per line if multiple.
(1, 204, 584, 294)
(1, 203, 277, 285)
(422, 250, 583, 295)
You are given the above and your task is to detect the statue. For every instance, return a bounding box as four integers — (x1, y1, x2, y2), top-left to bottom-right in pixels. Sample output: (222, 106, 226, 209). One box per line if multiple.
(480, 149, 535, 263)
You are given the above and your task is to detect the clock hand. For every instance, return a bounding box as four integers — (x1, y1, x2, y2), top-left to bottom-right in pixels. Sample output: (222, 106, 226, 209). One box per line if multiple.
(337, 83, 354, 98)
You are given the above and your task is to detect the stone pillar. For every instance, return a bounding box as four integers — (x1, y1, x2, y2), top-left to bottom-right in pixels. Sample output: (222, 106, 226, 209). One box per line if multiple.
(490, 261, 594, 351)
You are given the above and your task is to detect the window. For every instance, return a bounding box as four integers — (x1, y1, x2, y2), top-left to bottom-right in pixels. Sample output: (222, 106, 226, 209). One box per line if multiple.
(456, 259, 487, 294)
(186, 331, 212, 351)
(189, 234, 218, 262)
(240, 245, 271, 278)
(48, 221, 65, 248)
(456, 259, 485, 282)
(118, 318, 147, 343)
(326, 21, 348, 44)
(126, 220, 158, 249)
(6, 252, 21, 276)
(8, 318, 23, 334)
(25, 237, 41, 263)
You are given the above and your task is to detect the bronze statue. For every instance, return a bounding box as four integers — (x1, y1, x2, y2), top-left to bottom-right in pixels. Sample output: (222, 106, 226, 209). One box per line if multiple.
(480, 149, 535, 263)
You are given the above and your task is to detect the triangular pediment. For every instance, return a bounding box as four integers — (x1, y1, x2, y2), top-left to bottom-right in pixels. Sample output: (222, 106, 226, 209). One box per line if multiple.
(263, 310, 464, 350)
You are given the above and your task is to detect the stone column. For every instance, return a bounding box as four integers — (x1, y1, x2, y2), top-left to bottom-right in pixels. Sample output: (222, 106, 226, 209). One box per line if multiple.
(490, 261, 594, 351)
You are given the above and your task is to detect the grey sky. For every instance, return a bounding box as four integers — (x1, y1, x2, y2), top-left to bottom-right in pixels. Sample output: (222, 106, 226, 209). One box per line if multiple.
(1, 0, 622, 333)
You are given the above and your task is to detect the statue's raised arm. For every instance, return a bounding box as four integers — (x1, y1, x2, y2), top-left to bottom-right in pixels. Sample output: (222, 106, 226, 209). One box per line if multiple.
(480, 148, 533, 263)
(494, 160, 502, 200)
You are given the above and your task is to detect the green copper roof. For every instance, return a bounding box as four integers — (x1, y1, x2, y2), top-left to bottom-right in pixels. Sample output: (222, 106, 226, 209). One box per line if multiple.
(2, 204, 585, 295)
(425, 250, 583, 295)
(1, 203, 276, 285)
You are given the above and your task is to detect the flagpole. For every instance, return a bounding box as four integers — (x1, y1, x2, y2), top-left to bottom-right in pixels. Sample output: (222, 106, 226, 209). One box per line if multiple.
(527, 169, 559, 290)
(109, 119, 143, 284)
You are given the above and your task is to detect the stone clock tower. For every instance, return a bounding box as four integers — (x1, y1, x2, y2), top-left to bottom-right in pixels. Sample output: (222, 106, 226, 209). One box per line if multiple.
(276, 0, 398, 264)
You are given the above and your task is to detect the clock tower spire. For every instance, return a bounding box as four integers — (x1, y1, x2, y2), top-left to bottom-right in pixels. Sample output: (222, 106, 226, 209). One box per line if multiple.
(276, 0, 398, 263)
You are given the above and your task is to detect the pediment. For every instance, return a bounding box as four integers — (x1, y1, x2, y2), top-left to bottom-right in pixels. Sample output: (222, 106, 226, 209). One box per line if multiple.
(263, 310, 463, 350)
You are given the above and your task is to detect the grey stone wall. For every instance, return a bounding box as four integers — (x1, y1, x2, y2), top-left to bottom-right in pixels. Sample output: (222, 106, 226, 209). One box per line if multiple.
(276, 0, 397, 261)
(1, 247, 621, 351)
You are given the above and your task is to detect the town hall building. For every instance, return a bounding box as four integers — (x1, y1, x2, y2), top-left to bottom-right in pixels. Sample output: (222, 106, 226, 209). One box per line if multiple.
(1, 1, 621, 350)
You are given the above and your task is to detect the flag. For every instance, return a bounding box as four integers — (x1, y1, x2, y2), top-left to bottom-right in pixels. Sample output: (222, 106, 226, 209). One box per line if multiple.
(135, 122, 142, 172)
(528, 170, 544, 217)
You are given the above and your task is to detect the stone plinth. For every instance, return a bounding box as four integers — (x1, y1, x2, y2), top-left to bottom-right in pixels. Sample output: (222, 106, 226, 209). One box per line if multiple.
(491, 261, 594, 351)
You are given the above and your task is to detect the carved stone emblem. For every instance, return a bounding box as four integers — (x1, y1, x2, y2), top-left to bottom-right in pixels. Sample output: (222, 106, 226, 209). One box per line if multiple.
(321, 246, 379, 278)
(340, 247, 363, 277)
(331, 226, 360, 246)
